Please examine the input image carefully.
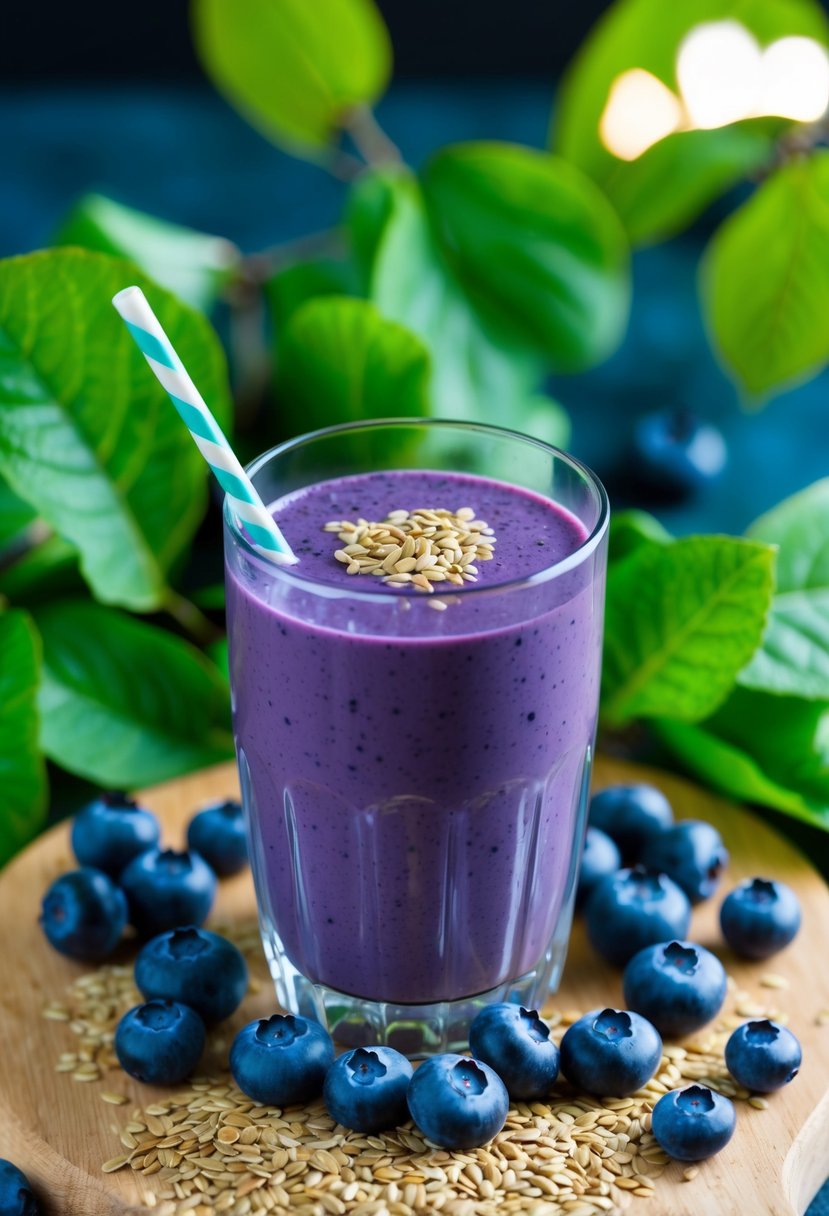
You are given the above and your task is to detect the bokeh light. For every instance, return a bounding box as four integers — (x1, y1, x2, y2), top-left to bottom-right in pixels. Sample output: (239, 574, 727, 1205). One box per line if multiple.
(599, 68, 683, 161)
(676, 20, 763, 130)
(760, 36, 829, 122)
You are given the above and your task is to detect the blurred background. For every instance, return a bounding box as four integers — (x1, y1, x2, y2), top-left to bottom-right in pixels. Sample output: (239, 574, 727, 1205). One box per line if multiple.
(2, 0, 827, 536)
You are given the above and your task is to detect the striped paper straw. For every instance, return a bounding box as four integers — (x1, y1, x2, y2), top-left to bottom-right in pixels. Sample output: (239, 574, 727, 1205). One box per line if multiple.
(112, 285, 297, 566)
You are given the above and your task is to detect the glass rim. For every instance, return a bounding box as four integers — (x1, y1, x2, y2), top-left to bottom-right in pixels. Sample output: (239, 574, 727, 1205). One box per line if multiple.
(223, 417, 610, 599)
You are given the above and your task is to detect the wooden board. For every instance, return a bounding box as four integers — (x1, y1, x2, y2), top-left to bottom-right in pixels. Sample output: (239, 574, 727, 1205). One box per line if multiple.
(0, 756, 827, 1216)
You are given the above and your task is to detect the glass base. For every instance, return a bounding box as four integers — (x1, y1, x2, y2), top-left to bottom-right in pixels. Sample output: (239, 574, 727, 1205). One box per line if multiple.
(258, 902, 577, 1057)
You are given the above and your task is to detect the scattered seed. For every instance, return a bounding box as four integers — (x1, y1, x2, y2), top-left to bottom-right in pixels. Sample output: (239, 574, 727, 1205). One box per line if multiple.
(683, 1166, 700, 1181)
(749, 1096, 769, 1110)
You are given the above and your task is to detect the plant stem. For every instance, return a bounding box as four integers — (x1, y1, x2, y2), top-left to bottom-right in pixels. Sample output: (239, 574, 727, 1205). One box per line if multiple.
(162, 588, 223, 648)
(239, 228, 343, 286)
(346, 105, 402, 167)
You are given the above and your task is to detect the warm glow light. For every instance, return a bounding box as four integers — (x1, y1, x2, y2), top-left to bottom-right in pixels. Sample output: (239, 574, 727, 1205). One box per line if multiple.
(599, 68, 683, 161)
(759, 36, 829, 121)
(677, 20, 763, 129)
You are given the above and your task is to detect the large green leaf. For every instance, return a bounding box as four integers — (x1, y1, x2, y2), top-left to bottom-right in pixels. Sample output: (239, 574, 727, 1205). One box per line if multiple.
(739, 479, 829, 698)
(35, 600, 234, 788)
(710, 686, 829, 806)
(0, 611, 47, 868)
(423, 142, 630, 369)
(608, 509, 671, 564)
(275, 296, 430, 434)
(553, 0, 829, 245)
(266, 257, 359, 333)
(55, 194, 240, 312)
(0, 249, 232, 612)
(654, 716, 828, 829)
(702, 154, 829, 397)
(602, 536, 775, 726)
(191, 0, 392, 154)
(347, 168, 571, 448)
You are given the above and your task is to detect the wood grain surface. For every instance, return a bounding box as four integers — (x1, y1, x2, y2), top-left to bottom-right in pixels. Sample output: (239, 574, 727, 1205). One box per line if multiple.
(0, 756, 827, 1216)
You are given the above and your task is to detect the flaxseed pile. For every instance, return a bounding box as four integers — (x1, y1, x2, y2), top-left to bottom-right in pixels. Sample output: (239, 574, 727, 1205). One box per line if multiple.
(41, 919, 805, 1216)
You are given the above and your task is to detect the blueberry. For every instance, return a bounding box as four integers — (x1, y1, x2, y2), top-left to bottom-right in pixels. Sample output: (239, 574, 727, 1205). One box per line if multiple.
(406, 1054, 509, 1150)
(588, 785, 673, 863)
(40, 868, 128, 961)
(115, 999, 206, 1085)
(725, 1019, 802, 1093)
(585, 866, 691, 967)
(720, 877, 801, 959)
(577, 828, 621, 908)
(633, 408, 727, 502)
(652, 1085, 736, 1160)
(230, 1014, 334, 1106)
(0, 1159, 39, 1216)
(641, 819, 728, 904)
(187, 799, 248, 877)
(135, 926, 248, 1023)
(468, 1004, 559, 1100)
(559, 1008, 662, 1096)
(120, 848, 217, 937)
(324, 1046, 413, 1132)
(623, 940, 727, 1037)
(70, 791, 160, 877)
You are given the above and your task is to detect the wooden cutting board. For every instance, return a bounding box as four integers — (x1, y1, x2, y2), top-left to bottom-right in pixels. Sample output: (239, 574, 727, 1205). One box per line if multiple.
(0, 757, 827, 1216)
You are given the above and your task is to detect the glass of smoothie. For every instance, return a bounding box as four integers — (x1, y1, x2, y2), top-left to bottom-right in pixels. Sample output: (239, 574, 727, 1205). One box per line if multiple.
(224, 419, 608, 1053)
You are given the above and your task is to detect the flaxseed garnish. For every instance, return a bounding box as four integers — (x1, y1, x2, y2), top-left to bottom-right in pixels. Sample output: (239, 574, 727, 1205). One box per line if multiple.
(323, 507, 496, 593)
(40, 933, 786, 1216)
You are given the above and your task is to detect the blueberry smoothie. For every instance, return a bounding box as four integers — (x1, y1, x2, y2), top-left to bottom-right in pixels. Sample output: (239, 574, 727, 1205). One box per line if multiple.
(226, 468, 606, 1008)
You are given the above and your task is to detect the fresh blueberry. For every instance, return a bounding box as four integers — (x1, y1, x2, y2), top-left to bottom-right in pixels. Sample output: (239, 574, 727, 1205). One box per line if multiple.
(577, 828, 621, 908)
(588, 785, 673, 863)
(640, 819, 728, 904)
(70, 791, 160, 877)
(623, 940, 727, 1037)
(187, 799, 248, 877)
(652, 1085, 736, 1160)
(40, 868, 128, 961)
(559, 1008, 662, 1096)
(720, 877, 801, 959)
(406, 1054, 509, 1150)
(468, 1003, 559, 1100)
(633, 408, 727, 502)
(585, 866, 691, 967)
(0, 1159, 39, 1216)
(725, 1020, 802, 1093)
(324, 1046, 413, 1132)
(120, 848, 217, 937)
(135, 926, 248, 1023)
(230, 1014, 334, 1106)
(115, 999, 205, 1085)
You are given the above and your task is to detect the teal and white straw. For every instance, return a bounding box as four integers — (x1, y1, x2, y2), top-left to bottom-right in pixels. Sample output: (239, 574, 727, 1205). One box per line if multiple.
(112, 285, 297, 566)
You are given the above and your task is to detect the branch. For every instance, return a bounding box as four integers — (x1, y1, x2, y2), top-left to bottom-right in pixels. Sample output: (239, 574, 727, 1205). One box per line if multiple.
(345, 105, 401, 167)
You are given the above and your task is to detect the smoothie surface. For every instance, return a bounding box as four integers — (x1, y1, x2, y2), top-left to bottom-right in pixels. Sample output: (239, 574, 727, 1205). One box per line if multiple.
(269, 469, 588, 591)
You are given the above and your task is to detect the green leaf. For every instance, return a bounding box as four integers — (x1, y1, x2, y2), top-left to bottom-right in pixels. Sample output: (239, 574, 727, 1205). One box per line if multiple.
(0, 248, 232, 612)
(55, 194, 239, 312)
(275, 295, 430, 434)
(209, 637, 229, 680)
(266, 257, 359, 332)
(0, 611, 47, 868)
(608, 509, 672, 564)
(0, 478, 36, 551)
(348, 168, 571, 446)
(702, 154, 829, 398)
(602, 535, 775, 726)
(35, 600, 234, 788)
(423, 142, 630, 369)
(191, 0, 392, 154)
(739, 479, 829, 698)
(654, 716, 828, 829)
(553, 0, 829, 245)
(710, 686, 829, 806)
(192, 583, 226, 611)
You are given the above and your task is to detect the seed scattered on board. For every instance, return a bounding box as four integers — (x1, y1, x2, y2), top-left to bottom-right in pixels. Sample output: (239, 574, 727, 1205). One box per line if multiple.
(39, 921, 786, 1216)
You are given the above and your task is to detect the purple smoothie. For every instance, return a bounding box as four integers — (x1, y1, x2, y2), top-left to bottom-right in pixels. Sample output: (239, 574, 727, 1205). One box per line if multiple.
(226, 469, 605, 1005)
